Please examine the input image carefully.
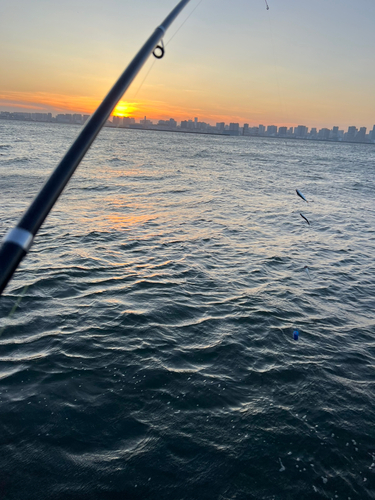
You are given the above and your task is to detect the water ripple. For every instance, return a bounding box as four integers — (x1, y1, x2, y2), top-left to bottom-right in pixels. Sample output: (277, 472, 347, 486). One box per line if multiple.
(0, 123, 375, 499)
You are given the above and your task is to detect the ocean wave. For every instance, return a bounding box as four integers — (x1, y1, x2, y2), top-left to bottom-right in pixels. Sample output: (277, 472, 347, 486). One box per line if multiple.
(1, 124, 375, 499)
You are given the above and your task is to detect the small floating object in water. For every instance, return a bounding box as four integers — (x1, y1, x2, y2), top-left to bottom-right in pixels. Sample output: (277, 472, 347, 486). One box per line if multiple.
(293, 330, 299, 341)
(265, 0, 270, 9)
(303, 266, 311, 280)
(279, 458, 285, 472)
(300, 213, 310, 225)
(296, 189, 308, 202)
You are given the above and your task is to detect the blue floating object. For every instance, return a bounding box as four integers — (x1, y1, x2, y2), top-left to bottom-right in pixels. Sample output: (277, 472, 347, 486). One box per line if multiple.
(293, 330, 299, 341)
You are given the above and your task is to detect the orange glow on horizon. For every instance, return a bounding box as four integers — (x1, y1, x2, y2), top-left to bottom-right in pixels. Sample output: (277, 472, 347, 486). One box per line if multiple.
(0, 90, 101, 115)
(112, 101, 137, 117)
(1, 91, 364, 131)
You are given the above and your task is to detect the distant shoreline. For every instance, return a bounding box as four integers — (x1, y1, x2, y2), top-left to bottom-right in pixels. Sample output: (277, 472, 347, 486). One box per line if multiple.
(1, 116, 374, 146)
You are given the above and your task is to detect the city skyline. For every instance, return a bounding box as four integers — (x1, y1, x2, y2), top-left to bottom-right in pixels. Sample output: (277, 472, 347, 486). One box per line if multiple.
(2, 109, 374, 144)
(1, 1, 375, 131)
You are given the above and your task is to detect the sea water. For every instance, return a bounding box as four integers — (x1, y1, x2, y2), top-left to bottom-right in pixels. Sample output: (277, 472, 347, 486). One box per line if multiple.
(1, 121, 375, 499)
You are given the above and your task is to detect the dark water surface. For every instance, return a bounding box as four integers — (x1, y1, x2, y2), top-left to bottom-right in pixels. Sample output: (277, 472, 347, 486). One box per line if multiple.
(1, 121, 375, 499)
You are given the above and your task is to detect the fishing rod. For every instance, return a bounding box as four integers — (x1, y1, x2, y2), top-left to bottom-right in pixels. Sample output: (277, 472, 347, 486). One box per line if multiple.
(0, 0, 192, 296)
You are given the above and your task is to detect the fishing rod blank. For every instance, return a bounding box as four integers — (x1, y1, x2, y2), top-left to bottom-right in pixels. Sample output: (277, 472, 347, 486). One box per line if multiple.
(0, 0, 192, 296)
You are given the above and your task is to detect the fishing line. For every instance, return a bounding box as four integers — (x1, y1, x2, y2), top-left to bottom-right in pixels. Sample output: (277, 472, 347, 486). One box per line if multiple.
(0, 0, 207, 295)
(265, 7, 316, 280)
(166, 0, 204, 46)
(130, 0, 204, 100)
(131, 59, 157, 100)
(265, 8, 291, 129)
(104, 0, 206, 229)
(0, 285, 29, 337)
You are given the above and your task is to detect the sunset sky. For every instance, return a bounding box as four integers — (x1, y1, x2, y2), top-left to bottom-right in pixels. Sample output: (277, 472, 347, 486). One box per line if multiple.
(1, 0, 375, 129)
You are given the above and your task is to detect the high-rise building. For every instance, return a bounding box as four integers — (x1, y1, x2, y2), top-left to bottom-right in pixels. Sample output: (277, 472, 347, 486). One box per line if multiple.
(123, 117, 135, 127)
(355, 127, 367, 142)
(331, 126, 339, 140)
(295, 125, 308, 138)
(140, 116, 153, 127)
(227, 123, 239, 136)
(181, 120, 195, 130)
(310, 128, 317, 138)
(156, 118, 177, 129)
(56, 114, 72, 123)
(318, 128, 330, 140)
(346, 126, 357, 141)
(267, 125, 277, 136)
(13, 112, 31, 120)
(112, 116, 122, 126)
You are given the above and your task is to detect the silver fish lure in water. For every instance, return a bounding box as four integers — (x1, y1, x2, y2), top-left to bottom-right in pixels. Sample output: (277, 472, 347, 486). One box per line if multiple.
(296, 189, 308, 202)
(300, 213, 310, 225)
(303, 266, 311, 280)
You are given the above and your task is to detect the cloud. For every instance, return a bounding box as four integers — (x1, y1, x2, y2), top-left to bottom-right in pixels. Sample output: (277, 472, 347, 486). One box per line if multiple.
(0, 91, 101, 114)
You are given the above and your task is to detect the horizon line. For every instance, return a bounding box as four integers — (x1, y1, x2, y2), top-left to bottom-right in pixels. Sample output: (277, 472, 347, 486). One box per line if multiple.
(1, 108, 374, 134)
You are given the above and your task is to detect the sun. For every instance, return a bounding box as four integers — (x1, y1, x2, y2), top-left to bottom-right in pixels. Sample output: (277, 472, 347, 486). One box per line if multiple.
(112, 101, 136, 118)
